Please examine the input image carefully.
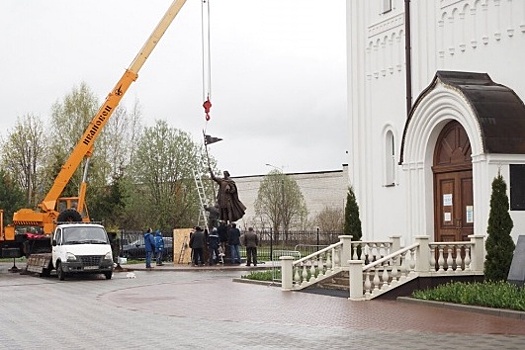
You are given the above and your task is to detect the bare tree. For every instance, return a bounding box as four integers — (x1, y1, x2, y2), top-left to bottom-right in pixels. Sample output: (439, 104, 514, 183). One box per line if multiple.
(44, 83, 144, 215)
(315, 205, 344, 233)
(0, 114, 46, 207)
(255, 169, 307, 240)
(46, 82, 100, 197)
(97, 98, 143, 180)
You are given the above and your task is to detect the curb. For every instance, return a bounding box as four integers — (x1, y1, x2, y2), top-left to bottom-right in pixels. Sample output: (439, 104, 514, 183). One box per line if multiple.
(123, 263, 273, 272)
(232, 278, 281, 287)
(397, 296, 525, 320)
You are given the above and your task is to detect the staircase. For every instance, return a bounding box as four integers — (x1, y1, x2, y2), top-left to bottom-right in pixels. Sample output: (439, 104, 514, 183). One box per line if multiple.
(316, 270, 349, 291)
(280, 235, 486, 301)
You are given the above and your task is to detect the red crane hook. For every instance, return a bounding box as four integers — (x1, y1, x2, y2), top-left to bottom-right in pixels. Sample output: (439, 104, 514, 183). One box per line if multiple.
(203, 98, 212, 121)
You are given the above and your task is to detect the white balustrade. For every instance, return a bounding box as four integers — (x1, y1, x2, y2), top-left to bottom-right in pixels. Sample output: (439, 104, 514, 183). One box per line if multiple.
(428, 242, 475, 273)
(446, 246, 454, 272)
(283, 234, 485, 299)
(309, 260, 316, 282)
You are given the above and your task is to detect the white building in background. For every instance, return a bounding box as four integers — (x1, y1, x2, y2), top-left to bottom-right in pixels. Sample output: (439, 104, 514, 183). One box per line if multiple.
(347, 0, 525, 246)
(232, 164, 349, 231)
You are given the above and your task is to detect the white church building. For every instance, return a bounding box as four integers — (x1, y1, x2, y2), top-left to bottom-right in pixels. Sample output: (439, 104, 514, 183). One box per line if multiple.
(347, 0, 525, 246)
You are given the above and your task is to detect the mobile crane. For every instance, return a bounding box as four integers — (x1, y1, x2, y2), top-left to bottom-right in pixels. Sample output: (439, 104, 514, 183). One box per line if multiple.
(0, 0, 188, 258)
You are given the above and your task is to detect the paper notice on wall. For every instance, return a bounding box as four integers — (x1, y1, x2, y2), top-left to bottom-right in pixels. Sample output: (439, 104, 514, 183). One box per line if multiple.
(444, 212, 451, 222)
(466, 206, 474, 223)
(443, 194, 453, 206)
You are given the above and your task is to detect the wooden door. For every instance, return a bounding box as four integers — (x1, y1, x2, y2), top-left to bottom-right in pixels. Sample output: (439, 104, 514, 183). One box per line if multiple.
(433, 121, 473, 242)
(434, 170, 473, 241)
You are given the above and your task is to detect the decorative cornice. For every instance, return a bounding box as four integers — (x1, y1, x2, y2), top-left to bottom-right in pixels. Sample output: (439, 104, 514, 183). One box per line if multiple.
(440, 0, 465, 10)
(368, 13, 404, 39)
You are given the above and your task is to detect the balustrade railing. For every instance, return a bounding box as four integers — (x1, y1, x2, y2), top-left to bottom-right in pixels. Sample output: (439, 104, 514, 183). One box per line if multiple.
(281, 235, 352, 290)
(429, 242, 472, 272)
(351, 243, 419, 300)
(292, 241, 343, 288)
(282, 234, 486, 300)
(349, 235, 485, 300)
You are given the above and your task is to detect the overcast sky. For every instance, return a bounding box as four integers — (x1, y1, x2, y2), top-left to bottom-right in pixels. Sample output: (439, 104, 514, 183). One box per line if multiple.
(0, 0, 347, 177)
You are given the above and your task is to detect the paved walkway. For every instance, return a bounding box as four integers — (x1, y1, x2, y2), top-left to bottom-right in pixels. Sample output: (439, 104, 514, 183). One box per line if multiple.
(1, 261, 524, 349)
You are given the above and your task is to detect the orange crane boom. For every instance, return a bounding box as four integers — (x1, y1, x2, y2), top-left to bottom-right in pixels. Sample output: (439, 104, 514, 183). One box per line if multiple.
(1, 0, 187, 253)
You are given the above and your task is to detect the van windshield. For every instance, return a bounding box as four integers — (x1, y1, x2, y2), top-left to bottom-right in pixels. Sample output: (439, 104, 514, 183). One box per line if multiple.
(63, 227, 109, 244)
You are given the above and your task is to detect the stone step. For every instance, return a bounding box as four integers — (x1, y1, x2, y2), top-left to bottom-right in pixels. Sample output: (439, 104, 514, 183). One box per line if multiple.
(316, 282, 349, 291)
(317, 271, 350, 290)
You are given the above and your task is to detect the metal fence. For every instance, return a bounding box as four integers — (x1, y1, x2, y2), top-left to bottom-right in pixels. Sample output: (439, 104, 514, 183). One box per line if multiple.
(113, 229, 341, 262)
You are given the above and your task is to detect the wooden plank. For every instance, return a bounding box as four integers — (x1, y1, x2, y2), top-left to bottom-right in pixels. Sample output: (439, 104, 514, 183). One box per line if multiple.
(173, 228, 192, 265)
(26, 254, 51, 274)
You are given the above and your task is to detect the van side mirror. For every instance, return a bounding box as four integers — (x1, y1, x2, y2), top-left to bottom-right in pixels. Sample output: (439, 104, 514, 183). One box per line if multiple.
(52, 240, 57, 246)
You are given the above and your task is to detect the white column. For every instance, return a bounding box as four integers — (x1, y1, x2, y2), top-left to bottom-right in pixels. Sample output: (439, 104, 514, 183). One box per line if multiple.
(339, 235, 352, 268)
(280, 256, 295, 291)
(469, 234, 485, 272)
(349, 260, 364, 301)
(415, 236, 430, 273)
(390, 235, 401, 252)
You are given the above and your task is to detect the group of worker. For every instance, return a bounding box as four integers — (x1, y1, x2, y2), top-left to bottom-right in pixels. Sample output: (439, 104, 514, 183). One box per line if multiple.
(189, 221, 259, 267)
(143, 228, 165, 268)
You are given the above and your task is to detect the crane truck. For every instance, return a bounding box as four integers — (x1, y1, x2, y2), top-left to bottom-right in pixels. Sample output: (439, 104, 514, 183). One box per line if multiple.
(0, 0, 188, 267)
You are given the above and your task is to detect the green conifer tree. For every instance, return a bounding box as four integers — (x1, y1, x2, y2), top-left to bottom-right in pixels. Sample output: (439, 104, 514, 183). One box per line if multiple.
(343, 186, 362, 241)
(484, 173, 515, 281)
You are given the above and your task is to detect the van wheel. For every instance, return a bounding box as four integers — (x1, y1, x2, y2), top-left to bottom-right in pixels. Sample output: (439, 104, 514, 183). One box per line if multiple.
(104, 271, 112, 280)
(57, 209, 82, 222)
(57, 261, 66, 281)
(40, 266, 51, 278)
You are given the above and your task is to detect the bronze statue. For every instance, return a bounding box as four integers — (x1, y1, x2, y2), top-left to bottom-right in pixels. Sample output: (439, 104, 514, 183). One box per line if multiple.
(209, 169, 246, 223)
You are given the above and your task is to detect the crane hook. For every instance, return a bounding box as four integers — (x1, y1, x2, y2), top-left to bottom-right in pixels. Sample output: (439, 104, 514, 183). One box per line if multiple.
(203, 98, 212, 121)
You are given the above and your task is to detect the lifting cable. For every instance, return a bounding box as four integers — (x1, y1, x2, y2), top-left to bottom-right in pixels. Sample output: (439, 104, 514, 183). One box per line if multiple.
(201, 0, 212, 126)
(201, 0, 222, 170)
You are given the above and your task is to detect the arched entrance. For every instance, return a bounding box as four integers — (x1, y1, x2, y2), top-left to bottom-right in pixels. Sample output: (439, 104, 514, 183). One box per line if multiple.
(433, 121, 473, 242)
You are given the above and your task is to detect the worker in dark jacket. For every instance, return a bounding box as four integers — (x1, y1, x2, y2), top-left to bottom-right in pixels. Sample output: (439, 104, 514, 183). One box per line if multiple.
(189, 226, 205, 266)
(207, 227, 220, 265)
(228, 223, 241, 264)
(217, 221, 228, 257)
(242, 227, 259, 266)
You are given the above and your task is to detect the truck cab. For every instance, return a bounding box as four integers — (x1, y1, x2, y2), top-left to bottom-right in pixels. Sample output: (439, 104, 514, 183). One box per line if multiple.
(50, 223, 113, 280)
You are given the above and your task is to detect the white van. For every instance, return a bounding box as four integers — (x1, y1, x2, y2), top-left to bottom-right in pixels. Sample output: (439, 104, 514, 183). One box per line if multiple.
(51, 223, 114, 280)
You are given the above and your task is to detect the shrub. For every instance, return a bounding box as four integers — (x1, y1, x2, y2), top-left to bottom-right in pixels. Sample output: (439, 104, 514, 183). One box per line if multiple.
(241, 270, 281, 281)
(412, 281, 525, 311)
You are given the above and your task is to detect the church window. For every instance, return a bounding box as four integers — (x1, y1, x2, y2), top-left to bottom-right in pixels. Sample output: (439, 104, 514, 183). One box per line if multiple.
(382, 0, 393, 14)
(510, 164, 525, 211)
(385, 130, 396, 186)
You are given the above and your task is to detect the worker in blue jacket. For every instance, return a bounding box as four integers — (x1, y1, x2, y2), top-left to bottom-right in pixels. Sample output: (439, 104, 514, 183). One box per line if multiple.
(154, 230, 165, 266)
(144, 228, 156, 268)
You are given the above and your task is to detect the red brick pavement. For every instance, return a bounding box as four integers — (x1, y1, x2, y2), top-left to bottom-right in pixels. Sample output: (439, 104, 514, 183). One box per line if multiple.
(107, 264, 525, 336)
